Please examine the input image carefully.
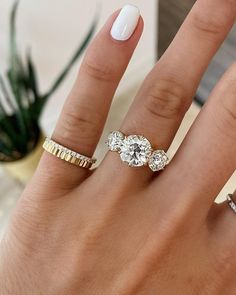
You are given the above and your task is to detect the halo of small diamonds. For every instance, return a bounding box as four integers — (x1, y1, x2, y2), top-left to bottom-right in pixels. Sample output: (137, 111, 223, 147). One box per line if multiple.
(148, 150, 169, 172)
(120, 135, 152, 167)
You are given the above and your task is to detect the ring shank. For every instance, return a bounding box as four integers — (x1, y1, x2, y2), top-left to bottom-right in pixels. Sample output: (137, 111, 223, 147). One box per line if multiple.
(226, 194, 236, 214)
(43, 138, 96, 169)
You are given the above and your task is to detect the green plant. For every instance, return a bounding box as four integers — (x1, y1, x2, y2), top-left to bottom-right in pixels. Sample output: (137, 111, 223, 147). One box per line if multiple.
(0, 1, 97, 162)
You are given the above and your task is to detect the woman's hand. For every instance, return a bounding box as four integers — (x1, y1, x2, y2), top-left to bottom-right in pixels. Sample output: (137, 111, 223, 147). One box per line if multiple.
(1, 2, 236, 294)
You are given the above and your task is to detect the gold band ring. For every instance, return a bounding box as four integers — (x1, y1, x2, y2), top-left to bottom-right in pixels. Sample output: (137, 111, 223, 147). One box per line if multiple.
(43, 138, 97, 169)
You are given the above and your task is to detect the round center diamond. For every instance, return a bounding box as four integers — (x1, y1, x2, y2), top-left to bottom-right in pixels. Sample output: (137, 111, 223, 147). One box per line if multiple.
(120, 135, 152, 167)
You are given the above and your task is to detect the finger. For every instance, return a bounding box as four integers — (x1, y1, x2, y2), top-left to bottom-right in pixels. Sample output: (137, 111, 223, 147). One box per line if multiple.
(34, 6, 143, 191)
(101, 0, 236, 183)
(207, 198, 236, 273)
(157, 62, 236, 218)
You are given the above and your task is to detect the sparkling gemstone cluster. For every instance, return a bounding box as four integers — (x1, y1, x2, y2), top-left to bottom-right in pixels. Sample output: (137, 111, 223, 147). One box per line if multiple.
(120, 135, 152, 167)
(106, 131, 169, 172)
(148, 150, 169, 172)
(106, 131, 124, 152)
(228, 200, 236, 213)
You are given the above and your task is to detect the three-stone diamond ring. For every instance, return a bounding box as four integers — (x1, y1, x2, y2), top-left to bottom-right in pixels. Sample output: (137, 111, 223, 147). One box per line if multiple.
(106, 131, 169, 172)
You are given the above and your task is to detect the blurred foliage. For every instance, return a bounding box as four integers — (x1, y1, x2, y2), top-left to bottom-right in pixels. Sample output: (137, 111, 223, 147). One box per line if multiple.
(0, 0, 97, 162)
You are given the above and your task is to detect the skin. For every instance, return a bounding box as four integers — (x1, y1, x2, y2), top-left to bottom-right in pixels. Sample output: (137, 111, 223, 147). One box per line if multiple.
(1, 0, 236, 294)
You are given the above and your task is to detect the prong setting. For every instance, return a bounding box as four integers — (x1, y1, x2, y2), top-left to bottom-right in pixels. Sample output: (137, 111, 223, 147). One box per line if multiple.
(107, 131, 169, 171)
(148, 150, 169, 172)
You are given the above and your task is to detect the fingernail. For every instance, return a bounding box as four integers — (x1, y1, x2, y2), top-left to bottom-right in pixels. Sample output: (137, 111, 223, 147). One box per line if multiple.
(111, 5, 140, 41)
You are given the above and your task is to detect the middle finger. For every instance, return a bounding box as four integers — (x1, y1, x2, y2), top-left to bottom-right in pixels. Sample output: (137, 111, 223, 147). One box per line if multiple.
(102, 0, 236, 183)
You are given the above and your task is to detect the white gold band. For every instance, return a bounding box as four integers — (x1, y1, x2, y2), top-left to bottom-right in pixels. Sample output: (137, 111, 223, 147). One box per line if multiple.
(227, 194, 236, 214)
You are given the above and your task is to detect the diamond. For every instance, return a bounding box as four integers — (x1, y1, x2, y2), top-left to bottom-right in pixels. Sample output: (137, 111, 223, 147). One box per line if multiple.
(107, 131, 124, 152)
(148, 150, 169, 172)
(120, 135, 152, 167)
(230, 202, 236, 213)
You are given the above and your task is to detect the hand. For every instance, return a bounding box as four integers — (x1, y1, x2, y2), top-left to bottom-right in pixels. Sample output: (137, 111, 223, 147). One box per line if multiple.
(1, 2, 236, 294)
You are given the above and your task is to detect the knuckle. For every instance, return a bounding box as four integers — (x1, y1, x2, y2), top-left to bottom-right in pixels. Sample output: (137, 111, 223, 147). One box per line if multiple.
(59, 106, 100, 148)
(222, 97, 236, 124)
(81, 58, 119, 83)
(144, 78, 189, 121)
(190, 10, 227, 36)
(158, 201, 197, 238)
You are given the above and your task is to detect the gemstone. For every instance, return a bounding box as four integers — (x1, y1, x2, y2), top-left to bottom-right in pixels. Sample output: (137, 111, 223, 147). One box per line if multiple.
(230, 202, 236, 212)
(148, 150, 169, 172)
(120, 135, 152, 167)
(107, 131, 124, 152)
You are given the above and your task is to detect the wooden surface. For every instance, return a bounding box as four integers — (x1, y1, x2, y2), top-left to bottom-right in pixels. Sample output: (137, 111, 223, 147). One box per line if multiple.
(158, 0, 236, 103)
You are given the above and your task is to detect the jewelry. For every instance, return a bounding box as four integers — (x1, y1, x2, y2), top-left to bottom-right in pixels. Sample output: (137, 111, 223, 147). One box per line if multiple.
(43, 138, 97, 168)
(106, 131, 169, 172)
(226, 194, 236, 214)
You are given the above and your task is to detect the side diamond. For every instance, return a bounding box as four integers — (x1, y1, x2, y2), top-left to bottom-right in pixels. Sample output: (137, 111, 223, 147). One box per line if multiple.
(148, 150, 169, 172)
(107, 131, 124, 152)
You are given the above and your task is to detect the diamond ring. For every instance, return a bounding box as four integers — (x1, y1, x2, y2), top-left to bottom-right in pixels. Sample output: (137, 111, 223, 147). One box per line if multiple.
(106, 131, 169, 172)
(226, 194, 236, 214)
(43, 138, 97, 168)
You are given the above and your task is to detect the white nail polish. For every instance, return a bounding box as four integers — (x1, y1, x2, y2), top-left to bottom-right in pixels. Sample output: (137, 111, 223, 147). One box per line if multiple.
(111, 5, 140, 41)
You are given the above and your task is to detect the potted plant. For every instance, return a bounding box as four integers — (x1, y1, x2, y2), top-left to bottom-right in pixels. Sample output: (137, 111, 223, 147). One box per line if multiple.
(0, 1, 97, 183)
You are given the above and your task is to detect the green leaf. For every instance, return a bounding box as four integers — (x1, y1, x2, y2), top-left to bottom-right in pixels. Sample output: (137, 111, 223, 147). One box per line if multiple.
(0, 141, 12, 159)
(26, 50, 39, 100)
(8, 0, 31, 139)
(7, 71, 28, 136)
(0, 1, 99, 162)
(10, 0, 20, 72)
(0, 101, 7, 118)
(0, 115, 20, 150)
(0, 75, 16, 112)
(0, 127, 14, 151)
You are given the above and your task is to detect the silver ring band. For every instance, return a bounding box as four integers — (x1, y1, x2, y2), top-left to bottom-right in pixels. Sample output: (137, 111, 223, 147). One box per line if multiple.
(226, 194, 236, 214)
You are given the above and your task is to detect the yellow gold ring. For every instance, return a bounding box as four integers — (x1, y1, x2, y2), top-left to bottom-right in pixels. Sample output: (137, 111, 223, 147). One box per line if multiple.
(43, 138, 97, 169)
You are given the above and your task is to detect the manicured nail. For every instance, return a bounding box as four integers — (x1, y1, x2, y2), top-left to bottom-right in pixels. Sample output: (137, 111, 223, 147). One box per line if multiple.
(111, 5, 140, 41)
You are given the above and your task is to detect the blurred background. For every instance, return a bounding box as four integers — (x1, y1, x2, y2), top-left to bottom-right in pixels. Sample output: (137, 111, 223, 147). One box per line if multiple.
(0, 0, 235, 238)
